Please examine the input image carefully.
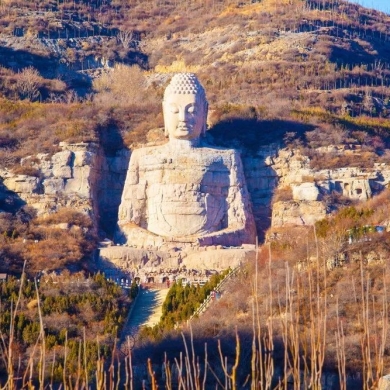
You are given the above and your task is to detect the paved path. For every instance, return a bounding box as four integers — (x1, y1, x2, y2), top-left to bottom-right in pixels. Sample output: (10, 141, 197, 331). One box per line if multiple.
(120, 287, 169, 346)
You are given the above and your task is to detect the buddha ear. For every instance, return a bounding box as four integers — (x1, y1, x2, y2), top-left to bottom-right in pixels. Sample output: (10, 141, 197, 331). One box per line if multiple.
(162, 101, 169, 137)
(202, 101, 209, 136)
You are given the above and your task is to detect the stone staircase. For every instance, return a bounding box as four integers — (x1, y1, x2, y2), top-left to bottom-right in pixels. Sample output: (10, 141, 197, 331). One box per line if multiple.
(189, 266, 239, 321)
(120, 287, 169, 347)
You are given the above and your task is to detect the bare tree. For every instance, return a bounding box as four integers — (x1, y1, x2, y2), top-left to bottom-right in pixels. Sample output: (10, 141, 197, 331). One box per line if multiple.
(117, 30, 134, 49)
(14, 67, 42, 101)
(93, 64, 147, 106)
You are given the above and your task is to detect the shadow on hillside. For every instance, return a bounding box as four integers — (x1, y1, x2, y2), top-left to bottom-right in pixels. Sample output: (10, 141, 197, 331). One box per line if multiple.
(130, 326, 363, 388)
(208, 118, 314, 152)
(328, 36, 390, 72)
(131, 330, 287, 387)
(0, 46, 57, 74)
(0, 45, 92, 95)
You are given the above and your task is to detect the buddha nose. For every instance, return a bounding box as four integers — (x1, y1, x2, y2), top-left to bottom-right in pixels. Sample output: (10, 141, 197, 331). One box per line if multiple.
(178, 108, 187, 122)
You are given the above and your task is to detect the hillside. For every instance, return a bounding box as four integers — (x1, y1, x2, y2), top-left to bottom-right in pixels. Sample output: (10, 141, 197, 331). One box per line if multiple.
(1, 0, 390, 387)
(0, 0, 389, 163)
(132, 189, 390, 387)
(180, 188, 390, 388)
(1, 0, 390, 108)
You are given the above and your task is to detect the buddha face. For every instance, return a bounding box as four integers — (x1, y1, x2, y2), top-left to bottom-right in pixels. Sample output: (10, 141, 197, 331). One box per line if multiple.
(163, 93, 207, 140)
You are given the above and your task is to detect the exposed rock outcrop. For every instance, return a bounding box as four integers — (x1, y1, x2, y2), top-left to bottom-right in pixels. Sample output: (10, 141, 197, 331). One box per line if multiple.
(242, 145, 390, 228)
(1, 142, 100, 217)
(272, 201, 326, 227)
(2, 139, 390, 241)
(0, 142, 129, 235)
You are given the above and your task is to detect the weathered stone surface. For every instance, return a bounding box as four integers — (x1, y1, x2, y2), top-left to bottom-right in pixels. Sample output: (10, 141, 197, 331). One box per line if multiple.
(99, 246, 172, 270)
(74, 150, 94, 167)
(0, 143, 103, 221)
(272, 200, 326, 227)
(118, 144, 256, 247)
(43, 178, 65, 195)
(292, 182, 319, 201)
(99, 245, 255, 273)
(52, 150, 73, 178)
(3, 175, 40, 194)
(249, 144, 390, 228)
(182, 248, 255, 270)
(64, 165, 92, 196)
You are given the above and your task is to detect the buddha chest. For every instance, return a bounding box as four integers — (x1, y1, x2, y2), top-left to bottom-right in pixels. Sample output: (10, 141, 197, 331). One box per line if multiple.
(138, 149, 233, 236)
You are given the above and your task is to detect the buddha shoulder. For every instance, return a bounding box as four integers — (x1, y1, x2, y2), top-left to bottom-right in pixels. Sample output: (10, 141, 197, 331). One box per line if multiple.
(196, 145, 242, 165)
(129, 144, 239, 165)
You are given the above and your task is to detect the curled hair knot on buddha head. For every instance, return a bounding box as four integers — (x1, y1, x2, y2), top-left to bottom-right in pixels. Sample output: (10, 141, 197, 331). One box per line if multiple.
(164, 73, 206, 99)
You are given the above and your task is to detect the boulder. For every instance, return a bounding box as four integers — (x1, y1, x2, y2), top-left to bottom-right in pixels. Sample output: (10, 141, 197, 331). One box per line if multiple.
(292, 182, 319, 201)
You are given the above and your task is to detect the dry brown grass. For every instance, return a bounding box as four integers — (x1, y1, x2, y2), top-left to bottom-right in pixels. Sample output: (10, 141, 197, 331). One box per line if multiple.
(272, 186, 293, 203)
(188, 235, 390, 383)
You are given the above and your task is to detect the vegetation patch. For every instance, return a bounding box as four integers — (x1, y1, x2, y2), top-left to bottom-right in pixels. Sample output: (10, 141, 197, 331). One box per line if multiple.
(0, 272, 134, 387)
(139, 270, 229, 341)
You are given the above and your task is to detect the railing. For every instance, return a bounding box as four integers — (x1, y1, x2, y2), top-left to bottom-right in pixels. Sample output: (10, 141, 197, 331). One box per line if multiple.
(189, 266, 240, 321)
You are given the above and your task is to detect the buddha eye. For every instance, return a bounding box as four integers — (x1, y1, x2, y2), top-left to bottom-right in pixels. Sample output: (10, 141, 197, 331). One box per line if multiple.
(170, 105, 179, 113)
(187, 105, 196, 114)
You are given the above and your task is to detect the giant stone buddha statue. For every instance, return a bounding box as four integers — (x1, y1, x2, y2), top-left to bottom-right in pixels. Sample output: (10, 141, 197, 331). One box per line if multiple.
(117, 73, 256, 248)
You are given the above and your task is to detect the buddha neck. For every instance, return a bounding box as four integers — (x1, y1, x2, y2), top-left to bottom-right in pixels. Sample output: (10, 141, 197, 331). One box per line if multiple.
(168, 138, 201, 149)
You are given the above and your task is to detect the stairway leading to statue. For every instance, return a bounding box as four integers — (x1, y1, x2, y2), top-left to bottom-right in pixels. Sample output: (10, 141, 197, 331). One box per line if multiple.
(120, 287, 169, 345)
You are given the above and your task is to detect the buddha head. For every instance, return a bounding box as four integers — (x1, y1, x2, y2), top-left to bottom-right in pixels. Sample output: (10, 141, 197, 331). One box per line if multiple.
(163, 73, 208, 141)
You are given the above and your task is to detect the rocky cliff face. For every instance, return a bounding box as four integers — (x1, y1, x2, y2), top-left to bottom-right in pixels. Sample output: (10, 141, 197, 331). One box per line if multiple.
(244, 145, 390, 232)
(1, 142, 99, 216)
(1, 140, 389, 240)
(0, 142, 129, 235)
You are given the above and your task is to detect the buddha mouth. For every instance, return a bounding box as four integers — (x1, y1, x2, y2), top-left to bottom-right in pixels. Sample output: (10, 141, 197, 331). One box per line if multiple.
(177, 125, 190, 131)
(175, 126, 192, 135)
